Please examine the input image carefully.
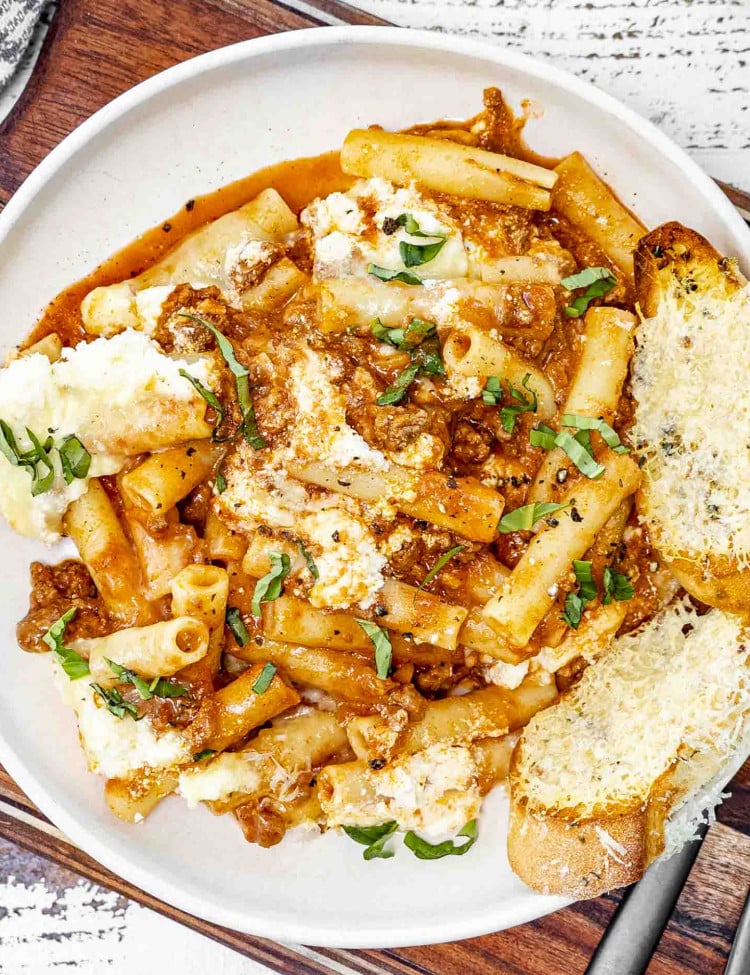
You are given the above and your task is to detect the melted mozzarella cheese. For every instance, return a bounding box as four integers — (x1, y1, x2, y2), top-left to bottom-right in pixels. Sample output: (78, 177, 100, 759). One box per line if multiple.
(485, 659, 530, 690)
(219, 453, 313, 529)
(386, 432, 445, 471)
(53, 660, 190, 780)
(217, 345, 391, 609)
(0, 330, 214, 542)
(133, 285, 175, 334)
(179, 752, 266, 807)
(218, 452, 387, 610)
(446, 373, 483, 401)
(302, 178, 468, 281)
(302, 508, 386, 609)
(323, 743, 483, 838)
(632, 282, 750, 561)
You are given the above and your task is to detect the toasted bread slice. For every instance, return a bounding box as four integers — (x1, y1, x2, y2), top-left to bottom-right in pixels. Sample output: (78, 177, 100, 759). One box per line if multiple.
(632, 223, 750, 612)
(507, 601, 750, 898)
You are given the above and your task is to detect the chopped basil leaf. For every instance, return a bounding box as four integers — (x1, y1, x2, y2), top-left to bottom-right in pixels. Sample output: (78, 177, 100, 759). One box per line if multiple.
(574, 427, 593, 455)
(388, 213, 446, 239)
(376, 362, 420, 406)
(482, 376, 502, 406)
(355, 619, 393, 679)
(400, 238, 446, 268)
(251, 552, 291, 617)
(178, 313, 267, 449)
(497, 502, 569, 534)
(561, 267, 617, 318)
(531, 419, 606, 477)
(372, 314, 444, 404)
(561, 591, 585, 630)
(371, 317, 436, 351)
(561, 413, 630, 455)
(367, 264, 423, 286)
(344, 821, 396, 845)
(404, 820, 478, 860)
(420, 545, 465, 589)
(500, 373, 537, 434)
(235, 368, 266, 448)
(215, 469, 227, 494)
(0, 420, 23, 468)
(554, 430, 605, 479)
(24, 427, 55, 496)
(252, 662, 277, 695)
(193, 749, 217, 762)
(107, 659, 152, 699)
(565, 279, 616, 317)
(375, 328, 445, 406)
(107, 659, 188, 700)
(560, 267, 615, 290)
(344, 821, 398, 860)
(562, 560, 600, 629)
(58, 435, 91, 484)
(149, 677, 189, 699)
(179, 313, 243, 376)
(43, 608, 90, 680)
(402, 318, 437, 346)
(603, 566, 634, 604)
(364, 831, 398, 860)
(43, 607, 75, 649)
(412, 335, 445, 377)
(226, 606, 250, 646)
(91, 683, 140, 720)
(0, 422, 91, 495)
(377, 214, 448, 269)
(295, 538, 319, 580)
(572, 560, 598, 603)
(529, 423, 557, 450)
(371, 318, 397, 345)
(178, 368, 228, 442)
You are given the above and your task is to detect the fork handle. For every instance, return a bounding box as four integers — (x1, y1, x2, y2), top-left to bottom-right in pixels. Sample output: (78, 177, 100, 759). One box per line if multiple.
(724, 886, 750, 975)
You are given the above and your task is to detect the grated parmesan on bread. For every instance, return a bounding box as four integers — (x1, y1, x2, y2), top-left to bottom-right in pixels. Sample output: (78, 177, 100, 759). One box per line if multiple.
(632, 223, 750, 612)
(508, 601, 750, 898)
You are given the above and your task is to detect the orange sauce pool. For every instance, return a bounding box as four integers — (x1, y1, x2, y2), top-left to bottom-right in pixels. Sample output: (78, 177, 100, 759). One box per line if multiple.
(26, 92, 565, 355)
(26, 150, 354, 349)
(25, 96, 559, 353)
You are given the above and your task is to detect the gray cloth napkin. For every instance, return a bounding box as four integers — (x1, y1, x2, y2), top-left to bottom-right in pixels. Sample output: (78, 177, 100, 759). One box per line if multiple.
(0, 0, 47, 90)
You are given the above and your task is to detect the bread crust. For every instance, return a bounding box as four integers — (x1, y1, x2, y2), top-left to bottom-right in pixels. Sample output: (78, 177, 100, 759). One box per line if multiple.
(665, 554, 750, 616)
(633, 221, 743, 318)
(634, 222, 750, 615)
(507, 799, 646, 899)
(507, 746, 718, 898)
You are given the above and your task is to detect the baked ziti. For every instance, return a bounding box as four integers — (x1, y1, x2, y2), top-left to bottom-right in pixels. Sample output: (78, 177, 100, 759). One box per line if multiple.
(2, 89, 671, 860)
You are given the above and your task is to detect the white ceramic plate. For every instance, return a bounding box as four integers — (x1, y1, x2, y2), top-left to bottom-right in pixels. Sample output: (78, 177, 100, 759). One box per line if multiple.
(0, 27, 748, 949)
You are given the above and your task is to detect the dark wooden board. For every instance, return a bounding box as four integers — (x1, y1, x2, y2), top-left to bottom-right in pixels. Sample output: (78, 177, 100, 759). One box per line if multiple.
(1, 762, 749, 974)
(0, 1, 749, 972)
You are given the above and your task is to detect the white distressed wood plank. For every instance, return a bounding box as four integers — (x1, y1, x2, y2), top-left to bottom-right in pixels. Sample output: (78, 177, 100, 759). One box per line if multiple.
(0, 839, 265, 974)
(355, 0, 750, 188)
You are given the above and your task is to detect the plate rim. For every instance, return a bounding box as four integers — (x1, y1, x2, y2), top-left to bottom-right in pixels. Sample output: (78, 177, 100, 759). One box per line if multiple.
(0, 24, 748, 949)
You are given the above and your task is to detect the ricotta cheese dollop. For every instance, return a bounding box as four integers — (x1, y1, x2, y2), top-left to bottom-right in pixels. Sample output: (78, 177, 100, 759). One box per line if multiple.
(0, 330, 213, 542)
(302, 177, 468, 282)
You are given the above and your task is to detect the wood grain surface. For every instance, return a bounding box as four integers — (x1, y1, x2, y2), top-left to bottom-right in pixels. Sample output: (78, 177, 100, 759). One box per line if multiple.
(1, 762, 749, 974)
(0, 1, 749, 972)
